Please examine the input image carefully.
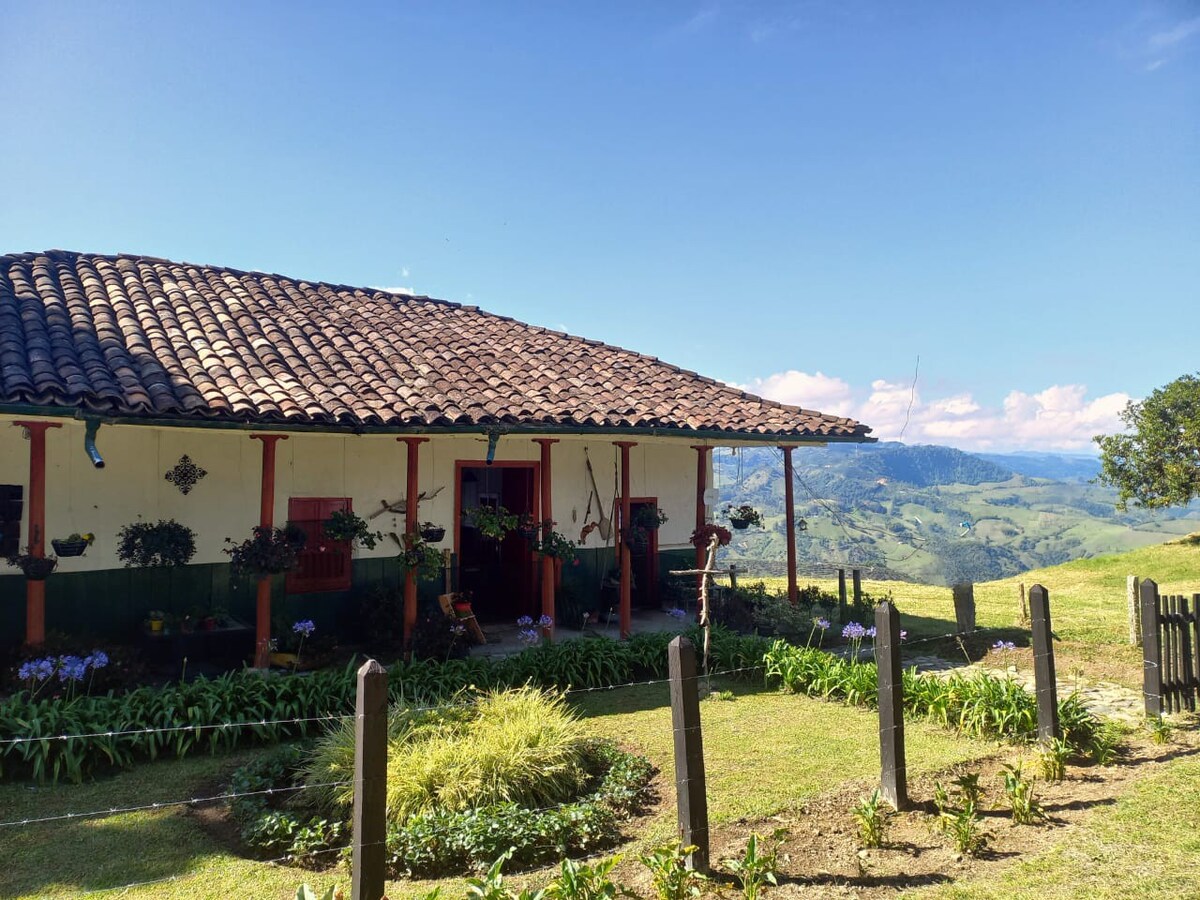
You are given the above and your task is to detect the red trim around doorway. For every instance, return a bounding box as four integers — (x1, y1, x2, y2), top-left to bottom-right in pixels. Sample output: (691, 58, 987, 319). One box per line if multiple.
(452, 460, 542, 557)
(617, 497, 660, 608)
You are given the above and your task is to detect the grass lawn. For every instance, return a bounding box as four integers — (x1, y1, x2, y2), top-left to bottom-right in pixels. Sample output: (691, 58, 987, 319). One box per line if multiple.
(910, 750, 1200, 899)
(0, 679, 991, 899)
(753, 539, 1200, 687)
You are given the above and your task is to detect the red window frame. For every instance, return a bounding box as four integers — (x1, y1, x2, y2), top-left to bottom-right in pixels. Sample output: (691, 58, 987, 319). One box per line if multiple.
(286, 497, 353, 594)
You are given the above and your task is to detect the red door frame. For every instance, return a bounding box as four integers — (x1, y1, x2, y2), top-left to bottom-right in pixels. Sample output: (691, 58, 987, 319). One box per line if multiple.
(453, 460, 541, 613)
(617, 496, 660, 608)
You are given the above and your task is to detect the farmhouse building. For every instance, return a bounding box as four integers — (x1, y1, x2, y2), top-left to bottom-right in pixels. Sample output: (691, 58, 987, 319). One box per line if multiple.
(0, 250, 872, 660)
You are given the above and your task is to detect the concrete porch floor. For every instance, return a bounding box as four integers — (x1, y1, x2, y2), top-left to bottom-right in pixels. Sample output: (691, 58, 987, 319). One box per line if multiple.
(469, 606, 691, 660)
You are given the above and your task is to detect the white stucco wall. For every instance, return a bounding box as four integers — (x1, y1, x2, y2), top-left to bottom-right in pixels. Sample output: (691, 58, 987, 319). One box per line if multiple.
(0, 416, 716, 571)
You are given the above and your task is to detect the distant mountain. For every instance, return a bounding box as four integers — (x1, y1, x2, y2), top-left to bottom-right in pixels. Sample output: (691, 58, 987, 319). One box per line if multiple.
(712, 442, 1197, 587)
(973, 451, 1102, 483)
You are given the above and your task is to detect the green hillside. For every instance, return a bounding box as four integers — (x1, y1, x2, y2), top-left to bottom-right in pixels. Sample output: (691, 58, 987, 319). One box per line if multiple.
(716, 444, 1198, 585)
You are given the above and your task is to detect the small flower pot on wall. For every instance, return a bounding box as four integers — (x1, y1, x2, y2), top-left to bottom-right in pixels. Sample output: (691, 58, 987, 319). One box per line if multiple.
(421, 526, 446, 543)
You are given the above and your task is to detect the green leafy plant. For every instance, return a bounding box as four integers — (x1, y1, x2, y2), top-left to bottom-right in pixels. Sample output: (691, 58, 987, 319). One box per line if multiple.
(398, 533, 444, 581)
(294, 885, 341, 900)
(722, 828, 785, 900)
(950, 772, 986, 807)
(533, 523, 578, 563)
(940, 801, 990, 856)
(1147, 715, 1173, 745)
(727, 505, 764, 528)
(467, 505, 519, 540)
(322, 509, 381, 550)
(543, 855, 628, 900)
(632, 505, 668, 529)
(640, 841, 706, 900)
(998, 762, 1044, 825)
(116, 519, 197, 568)
(1037, 738, 1070, 782)
(852, 789, 887, 848)
(1089, 722, 1125, 766)
(5, 545, 58, 580)
(224, 525, 300, 577)
(465, 849, 518, 900)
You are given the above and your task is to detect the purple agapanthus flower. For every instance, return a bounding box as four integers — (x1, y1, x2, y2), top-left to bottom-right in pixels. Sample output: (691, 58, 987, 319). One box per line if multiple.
(666, 607, 689, 619)
(58, 655, 87, 683)
(900, 630, 908, 642)
(292, 619, 316, 637)
(813, 617, 830, 630)
(517, 628, 540, 645)
(450, 623, 467, 636)
(536, 614, 554, 629)
(865, 626, 877, 639)
(842, 622, 867, 640)
(84, 650, 109, 670)
(993, 640, 1017, 652)
(516, 615, 534, 628)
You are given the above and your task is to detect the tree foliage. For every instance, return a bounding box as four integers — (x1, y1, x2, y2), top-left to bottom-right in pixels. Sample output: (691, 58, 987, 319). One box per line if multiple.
(1095, 373, 1200, 510)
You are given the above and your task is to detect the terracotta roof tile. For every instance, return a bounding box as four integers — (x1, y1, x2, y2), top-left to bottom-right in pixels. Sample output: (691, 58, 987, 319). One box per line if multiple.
(0, 250, 871, 440)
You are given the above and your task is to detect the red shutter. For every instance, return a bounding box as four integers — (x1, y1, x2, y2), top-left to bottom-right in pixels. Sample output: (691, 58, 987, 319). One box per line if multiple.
(286, 497, 353, 593)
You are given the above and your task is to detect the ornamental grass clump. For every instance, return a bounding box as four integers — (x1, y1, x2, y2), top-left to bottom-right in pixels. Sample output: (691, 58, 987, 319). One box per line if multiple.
(302, 686, 591, 826)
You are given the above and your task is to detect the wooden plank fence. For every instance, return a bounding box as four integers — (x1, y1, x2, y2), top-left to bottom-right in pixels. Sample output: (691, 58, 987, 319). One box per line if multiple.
(1140, 578, 1200, 716)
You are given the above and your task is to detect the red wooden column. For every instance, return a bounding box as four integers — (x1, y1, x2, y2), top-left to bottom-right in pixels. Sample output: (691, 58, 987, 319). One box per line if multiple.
(690, 445, 711, 598)
(533, 439, 559, 638)
(613, 441, 637, 639)
(781, 445, 798, 606)
(13, 421, 62, 647)
(398, 437, 429, 649)
(250, 434, 287, 668)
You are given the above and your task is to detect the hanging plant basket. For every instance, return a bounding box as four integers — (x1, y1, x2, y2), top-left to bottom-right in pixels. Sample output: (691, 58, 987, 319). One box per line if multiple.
(17, 555, 57, 580)
(729, 518, 752, 530)
(631, 505, 668, 531)
(420, 524, 446, 543)
(51, 536, 92, 557)
(726, 505, 764, 530)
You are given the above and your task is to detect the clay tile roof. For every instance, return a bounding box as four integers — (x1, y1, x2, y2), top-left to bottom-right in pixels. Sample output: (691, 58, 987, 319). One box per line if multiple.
(0, 250, 872, 440)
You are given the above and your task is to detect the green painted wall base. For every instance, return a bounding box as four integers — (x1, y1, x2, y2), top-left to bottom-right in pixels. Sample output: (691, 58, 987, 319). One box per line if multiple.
(0, 546, 696, 646)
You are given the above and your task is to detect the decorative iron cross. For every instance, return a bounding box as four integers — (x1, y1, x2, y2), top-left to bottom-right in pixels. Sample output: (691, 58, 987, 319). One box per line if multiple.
(165, 455, 208, 495)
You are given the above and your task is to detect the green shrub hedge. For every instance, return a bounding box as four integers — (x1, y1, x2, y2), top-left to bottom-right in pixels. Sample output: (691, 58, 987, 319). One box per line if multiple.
(0, 625, 767, 783)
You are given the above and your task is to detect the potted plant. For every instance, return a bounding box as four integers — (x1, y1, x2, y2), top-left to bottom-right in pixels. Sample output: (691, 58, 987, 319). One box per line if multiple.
(632, 505, 668, 530)
(283, 521, 308, 550)
(6, 546, 57, 580)
(224, 525, 300, 578)
(690, 523, 732, 550)
(419, 521, 446, 543)
(322, 509, 381, 550)
(727, 505, 764, 530)
(533, 522, 578, 563)
(398, 533, 444, 581)
(147, 609, 166, 633)
(465, 504, 518, 541)
(515, 513, 539, 540)
(116, 519, 197, 568)
(51, 532, 94, 557)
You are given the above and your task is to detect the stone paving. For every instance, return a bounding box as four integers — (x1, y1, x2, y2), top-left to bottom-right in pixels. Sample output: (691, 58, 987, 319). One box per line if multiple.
(905, 653, 1146, 725)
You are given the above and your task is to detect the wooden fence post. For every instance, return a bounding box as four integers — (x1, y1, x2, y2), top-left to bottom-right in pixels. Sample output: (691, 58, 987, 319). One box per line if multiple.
(1018, 582, 1028, 624)
(669, 636, 709, 873)
(875, 601, 907, 810)
(1127, 576, 1142, 647)
(852, 568, 862, 606)
(1140, 579, 1162, 718)
(952, 582, 976, 635)
(728, 565, 739, 592)
(1180, 596, 1196, 713)
(1028, 585, 1059, 742)
(352, 659, 388, 900)
(838, 568, 848, 615)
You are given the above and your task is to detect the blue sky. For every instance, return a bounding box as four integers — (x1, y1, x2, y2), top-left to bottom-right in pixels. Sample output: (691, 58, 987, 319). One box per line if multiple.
(1, 1, 1196, 451)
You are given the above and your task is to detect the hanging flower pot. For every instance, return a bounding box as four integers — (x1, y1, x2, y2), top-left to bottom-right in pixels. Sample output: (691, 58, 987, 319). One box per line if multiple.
(631, 505, 668, 531)
(19, 555, 58, 580)
(515, 515, 539, 540)
(727, 505, 763, 530)
(51, 533, 93, 557)
(419, 522, 446, 543)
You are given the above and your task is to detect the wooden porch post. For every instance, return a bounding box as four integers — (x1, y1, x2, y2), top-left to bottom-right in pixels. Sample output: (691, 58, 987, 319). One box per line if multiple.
(13, 421, 62, 647)
(250, 434, 287, 668)
(690, 445, 711, 600)
(613, 441, 637, 639)
(398, 437, 428, 649)
(533, 439, 558, 638)
(781, 445, 798, 606)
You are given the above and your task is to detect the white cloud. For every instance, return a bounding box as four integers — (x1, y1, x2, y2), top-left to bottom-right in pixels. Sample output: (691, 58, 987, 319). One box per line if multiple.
(1148, 15, 1200, 49)
(372, 285, 415, 295)
(739, 369, 1132, 452)
(401, 266, 410, 278)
